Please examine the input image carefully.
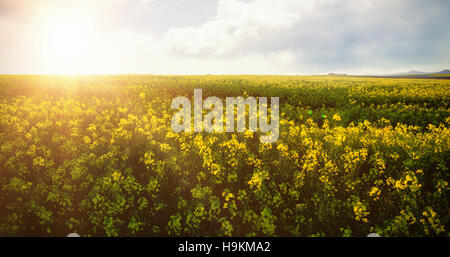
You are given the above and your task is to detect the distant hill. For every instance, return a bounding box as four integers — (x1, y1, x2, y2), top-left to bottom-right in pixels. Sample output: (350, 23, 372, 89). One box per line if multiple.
(433, 69, 450, 74)
(327, 73, 347, 76)
(393, 70, 429, 75)
(390, 69, 450, 76)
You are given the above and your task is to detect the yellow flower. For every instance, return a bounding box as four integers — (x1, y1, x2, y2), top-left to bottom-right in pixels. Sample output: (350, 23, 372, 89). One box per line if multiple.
(83, 136, 91, 144)
(112, 171, 122, 181)
(332, 114, 342, 121)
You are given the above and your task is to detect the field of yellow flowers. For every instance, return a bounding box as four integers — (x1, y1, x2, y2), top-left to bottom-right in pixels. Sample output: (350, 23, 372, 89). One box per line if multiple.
(0, 75, 448, 236)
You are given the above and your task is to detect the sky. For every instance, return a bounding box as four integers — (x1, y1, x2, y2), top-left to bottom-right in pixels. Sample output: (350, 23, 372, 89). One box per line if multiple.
(0, 0, 449, 75)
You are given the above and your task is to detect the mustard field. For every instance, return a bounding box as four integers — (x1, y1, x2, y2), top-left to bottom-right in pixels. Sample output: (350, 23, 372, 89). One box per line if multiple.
(0, 75, 448, 236)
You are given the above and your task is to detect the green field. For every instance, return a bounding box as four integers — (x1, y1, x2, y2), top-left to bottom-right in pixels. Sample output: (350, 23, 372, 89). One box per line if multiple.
(0, 75, 448, 236)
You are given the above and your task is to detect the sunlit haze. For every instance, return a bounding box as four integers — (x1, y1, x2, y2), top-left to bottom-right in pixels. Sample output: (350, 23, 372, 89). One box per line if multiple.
(39, 8, 98, 74)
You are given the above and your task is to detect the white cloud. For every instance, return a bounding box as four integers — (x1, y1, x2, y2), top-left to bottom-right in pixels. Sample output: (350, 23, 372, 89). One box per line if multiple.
(151, 0, 450, 74)
(160, 0, 311, 56)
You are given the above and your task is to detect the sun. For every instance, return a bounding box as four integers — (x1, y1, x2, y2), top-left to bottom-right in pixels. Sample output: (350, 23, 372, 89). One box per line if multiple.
(40, 9, 97, 75)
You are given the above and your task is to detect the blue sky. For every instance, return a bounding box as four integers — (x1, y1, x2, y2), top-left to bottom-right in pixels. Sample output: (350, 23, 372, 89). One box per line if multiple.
(0, 0, 449, 74)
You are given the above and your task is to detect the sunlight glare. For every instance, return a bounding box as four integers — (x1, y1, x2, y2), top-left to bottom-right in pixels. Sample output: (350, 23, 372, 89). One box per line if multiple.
(40, 9, 97, 75)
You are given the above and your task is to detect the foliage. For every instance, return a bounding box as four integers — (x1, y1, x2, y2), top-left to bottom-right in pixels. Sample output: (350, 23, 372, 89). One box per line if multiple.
(0, 75, 448, 236)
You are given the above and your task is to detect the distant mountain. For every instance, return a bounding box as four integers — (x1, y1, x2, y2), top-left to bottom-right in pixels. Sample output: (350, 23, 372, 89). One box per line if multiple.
(433, 69, 450, 74)
(393, 70, 429, 75)
(390, 69, 450, 76)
